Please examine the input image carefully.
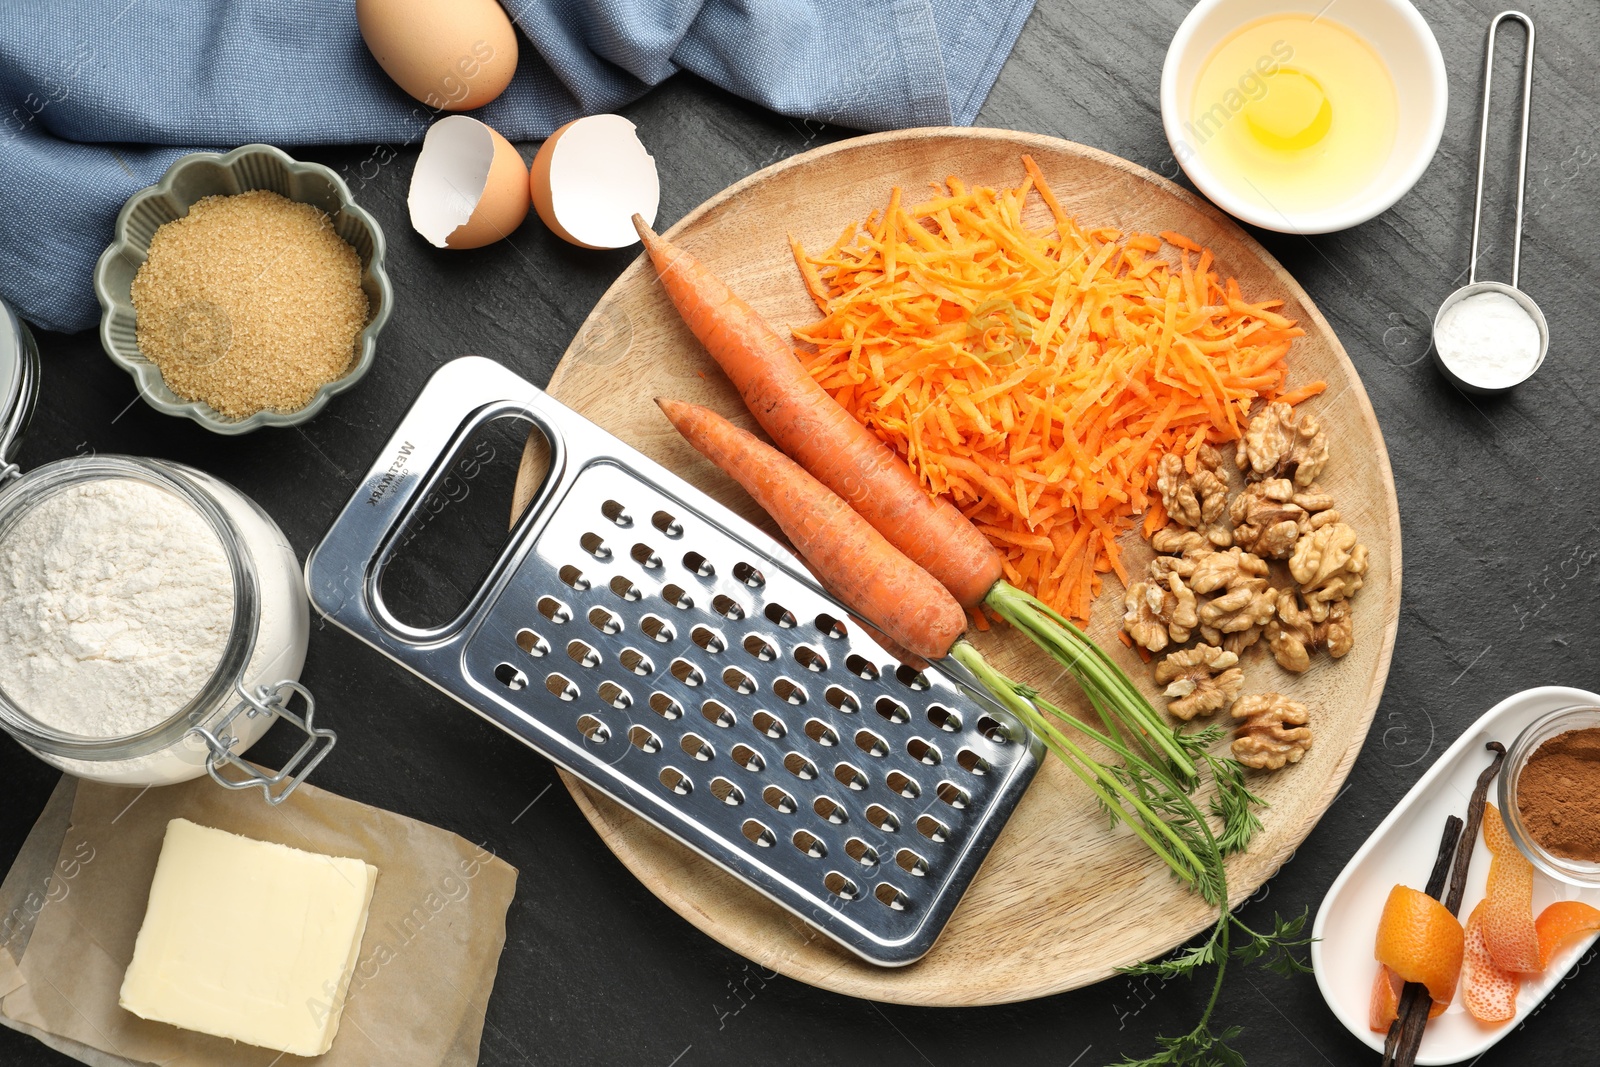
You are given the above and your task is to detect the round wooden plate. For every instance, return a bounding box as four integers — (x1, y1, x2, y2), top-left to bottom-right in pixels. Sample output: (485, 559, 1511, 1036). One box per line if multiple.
(513, 128, 1401, 1006)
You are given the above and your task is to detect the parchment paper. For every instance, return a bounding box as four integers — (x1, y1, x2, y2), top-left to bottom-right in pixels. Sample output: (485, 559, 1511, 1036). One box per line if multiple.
(0, 772, 517, 1067)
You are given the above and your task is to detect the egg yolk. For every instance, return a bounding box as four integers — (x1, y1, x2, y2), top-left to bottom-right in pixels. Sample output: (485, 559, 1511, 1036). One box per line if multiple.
(1243, 68, 1332, 152)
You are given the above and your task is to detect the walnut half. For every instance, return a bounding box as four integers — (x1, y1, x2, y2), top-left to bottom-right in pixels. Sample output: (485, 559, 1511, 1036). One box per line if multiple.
(1231, 693, 1312, 770)
(1154, 644, 1244, 721)
(1237, 401, 1329, 487)
(1123, 575, 1198, 653)
(1156, 447, 1232, 547)
(1266, 591, 1354, 672)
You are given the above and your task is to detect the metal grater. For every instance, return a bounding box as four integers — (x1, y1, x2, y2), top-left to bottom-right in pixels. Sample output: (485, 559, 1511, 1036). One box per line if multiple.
(306, 357, 1042, 966)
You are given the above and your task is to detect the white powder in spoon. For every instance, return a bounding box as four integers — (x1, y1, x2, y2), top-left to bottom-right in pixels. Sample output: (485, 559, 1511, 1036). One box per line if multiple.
(0, 479, 234, 737)
(1434, 291, 1543, 389)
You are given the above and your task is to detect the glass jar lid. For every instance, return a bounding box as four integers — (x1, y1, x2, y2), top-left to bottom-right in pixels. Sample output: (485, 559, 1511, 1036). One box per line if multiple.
(0, 296, 40, 477)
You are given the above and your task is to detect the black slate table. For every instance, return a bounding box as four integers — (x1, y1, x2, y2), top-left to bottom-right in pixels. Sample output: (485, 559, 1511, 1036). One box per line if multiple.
(4, 1, 1598, 1064)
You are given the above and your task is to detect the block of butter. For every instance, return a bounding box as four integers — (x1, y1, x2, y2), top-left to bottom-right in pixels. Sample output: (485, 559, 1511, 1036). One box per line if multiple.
(119, 818, 379, 1057)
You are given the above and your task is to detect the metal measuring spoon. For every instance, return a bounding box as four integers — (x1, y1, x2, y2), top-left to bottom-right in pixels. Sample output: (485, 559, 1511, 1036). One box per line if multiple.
(1432, 10, 1549, 395)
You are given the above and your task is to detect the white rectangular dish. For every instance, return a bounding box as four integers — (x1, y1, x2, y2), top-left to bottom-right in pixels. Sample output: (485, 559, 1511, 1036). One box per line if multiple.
(1313, 686, 1600, 1064)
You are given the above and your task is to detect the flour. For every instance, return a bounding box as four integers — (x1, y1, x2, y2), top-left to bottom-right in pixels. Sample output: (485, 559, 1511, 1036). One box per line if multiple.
(1434, 291, 1543, 389)
(0, 478, 235, 737)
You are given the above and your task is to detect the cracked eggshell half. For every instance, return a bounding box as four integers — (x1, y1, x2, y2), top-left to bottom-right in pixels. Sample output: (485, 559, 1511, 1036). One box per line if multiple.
(529, 115, 659, 249)
(408, 116, 531, 250)
(355, 0, 518, 111)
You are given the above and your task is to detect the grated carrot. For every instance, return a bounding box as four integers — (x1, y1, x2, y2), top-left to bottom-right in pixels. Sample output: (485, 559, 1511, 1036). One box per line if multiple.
(790, 156, 1307, 623)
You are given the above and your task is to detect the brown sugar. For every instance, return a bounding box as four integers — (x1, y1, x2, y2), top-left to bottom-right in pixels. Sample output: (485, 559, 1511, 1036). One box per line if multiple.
(1516, 726, 1600, 862)
(131, 190, 368, 419)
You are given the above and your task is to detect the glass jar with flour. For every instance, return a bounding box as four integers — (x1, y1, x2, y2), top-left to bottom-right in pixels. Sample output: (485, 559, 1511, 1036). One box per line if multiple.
(0, 300, 332, 802)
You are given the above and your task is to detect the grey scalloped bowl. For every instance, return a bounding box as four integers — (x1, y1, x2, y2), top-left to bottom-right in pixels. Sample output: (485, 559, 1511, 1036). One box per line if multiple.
(94, 144, 393, 434)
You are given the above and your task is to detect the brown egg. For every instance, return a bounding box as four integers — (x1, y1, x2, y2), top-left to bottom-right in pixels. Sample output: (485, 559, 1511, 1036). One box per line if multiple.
(529, 115, 659, 249)
(355, 0, 518, 111)
(408, 117, 530, 249)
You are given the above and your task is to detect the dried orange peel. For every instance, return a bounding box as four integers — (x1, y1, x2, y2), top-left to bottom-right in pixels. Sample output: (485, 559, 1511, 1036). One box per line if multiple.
(1461, 900, 1520, 1024)
(1480, 803, 1541, 972)
(1374, 884, 1464, 1005)
(1535, 899, 1600, 971)
(1368, 963, 1445, 1032)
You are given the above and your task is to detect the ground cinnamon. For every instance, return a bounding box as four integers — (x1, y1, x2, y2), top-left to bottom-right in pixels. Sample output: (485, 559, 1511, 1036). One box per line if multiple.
(1517, 727, 1600, 862)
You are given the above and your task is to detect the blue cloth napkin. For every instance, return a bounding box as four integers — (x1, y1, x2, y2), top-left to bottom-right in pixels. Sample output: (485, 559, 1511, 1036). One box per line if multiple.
(0, 0, 1034, 334)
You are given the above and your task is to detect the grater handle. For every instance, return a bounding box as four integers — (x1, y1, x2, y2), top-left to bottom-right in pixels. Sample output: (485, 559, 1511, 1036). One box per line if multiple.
(305, 356, 577, 648)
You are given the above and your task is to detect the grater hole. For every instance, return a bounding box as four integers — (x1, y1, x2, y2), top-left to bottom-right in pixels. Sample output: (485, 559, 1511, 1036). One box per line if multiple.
(803, 719, 839, 747)
(764, 603, 798, 628)
(659, 767, 692, 794)
(907, 737, 942, 766)
(895, 665, 931, 691)
(773, 677, 808, 705)
(865, 804, 900, 832)
(783, 752, 819, 781)
(669, 658, 704, 687)
(701, 700, 735, 729)
(731, 744, 765, 772)
(733, 561, 765, 588)
(824, 871, 859, 899)
(579, 532, 612, 560)
(844, 838, 878, 867)
(723, 667, 756, 695)
(742, 634, 777, 661)
(815, 613, 848, 640)
(834, 762, 868, 791)
(494, 663, 529, 691)
(576, 714, 610, 744)
(601, 499, 633, 527)
(854, 730, 889, 758)
(628, 725, 661, 753)
(631, 542, 662, 569)
(793, 645, 827, 673)
(609, 575, 641, 602)
(825, 686, 860, 714)
(537, 596, 572, 624)
(792, 829, 826, 859)
(558, 564, 590, 591)
(690, 625, 726, 654)
(544, 672, 578, 701)
(937, 782, 971, 810)
(712, 594, 745, 621)
(566, 640, 601, 669)
(875, 883, 910, 910)
(515, 628, 550, 657)
(916, 814, 950, 843)
(682, 551, 715, 578)
(661, 584, 693, 610)
(710, 777, 743, 805)
(648, 692, 683, 720)
(957, 748, 992, 776)
(651, 510, 683, 537)
(640, 614, 676, 643)
(619, 647, 653, 676)
(813, 796, 847, 824)
(588, 606, 622, 635)
(978, 714, 1015, 744)
(875, 696, 910, 725)
(927, 704, 961, 733)
(752, 710, 786, 739)
(680, 733, 714, 762)
(741, 819, 775, 847)
(762, 785, 797, 814)
(895, 849, 930, 877)
(598, 681, 631, 709)
(845, 654, 879, 680)
(886, 770, 921, 799)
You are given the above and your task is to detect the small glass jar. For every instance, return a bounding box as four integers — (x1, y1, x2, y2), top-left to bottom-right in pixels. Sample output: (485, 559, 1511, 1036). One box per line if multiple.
(1499, 704, 1600, 887)
(0, 456, 332, 801)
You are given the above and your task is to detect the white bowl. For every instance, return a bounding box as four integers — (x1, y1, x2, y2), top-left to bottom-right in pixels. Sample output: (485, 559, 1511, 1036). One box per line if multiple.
(1160, 0, 1448, 233)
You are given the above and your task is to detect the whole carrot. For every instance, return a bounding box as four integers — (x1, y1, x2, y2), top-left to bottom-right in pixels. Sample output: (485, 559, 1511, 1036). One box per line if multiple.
(634, 215, 1003, 610)
(657, 398, 965, 661)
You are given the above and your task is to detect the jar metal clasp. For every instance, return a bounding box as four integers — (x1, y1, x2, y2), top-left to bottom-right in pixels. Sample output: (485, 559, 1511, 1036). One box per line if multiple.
(188, 680, 337, 805)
